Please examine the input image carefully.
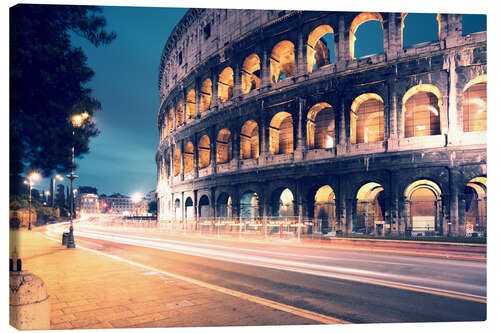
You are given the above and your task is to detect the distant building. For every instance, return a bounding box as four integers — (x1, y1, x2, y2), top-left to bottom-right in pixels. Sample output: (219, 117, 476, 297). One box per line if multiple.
(76, 193, 99, 215)
(100, 193, 133, 215)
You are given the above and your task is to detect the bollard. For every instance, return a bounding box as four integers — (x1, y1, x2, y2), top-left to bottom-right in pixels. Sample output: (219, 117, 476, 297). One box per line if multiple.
(62, 232, 68, 245)
(9, 249, 51, 330)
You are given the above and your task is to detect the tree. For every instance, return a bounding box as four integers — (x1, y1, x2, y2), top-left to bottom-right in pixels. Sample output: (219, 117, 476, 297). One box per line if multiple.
(10, 4, 116, 194)
(148, 200, 158, 215)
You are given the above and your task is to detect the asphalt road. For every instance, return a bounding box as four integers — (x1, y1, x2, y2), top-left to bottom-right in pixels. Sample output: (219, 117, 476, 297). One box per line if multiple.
(47, 220, 486, 324)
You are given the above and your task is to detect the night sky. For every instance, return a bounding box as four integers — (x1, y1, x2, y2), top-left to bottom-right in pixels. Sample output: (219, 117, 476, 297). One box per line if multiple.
(31, 3, 485, 198)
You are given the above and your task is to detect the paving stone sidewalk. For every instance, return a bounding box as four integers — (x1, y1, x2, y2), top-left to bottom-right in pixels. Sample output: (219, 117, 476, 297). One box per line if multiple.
(10, 228, 318, 329)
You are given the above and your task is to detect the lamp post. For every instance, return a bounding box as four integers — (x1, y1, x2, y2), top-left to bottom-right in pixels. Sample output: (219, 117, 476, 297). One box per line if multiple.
(65, 112, 89, 249)
(23, 171, 40, 231)
(51, 174, 64, 207)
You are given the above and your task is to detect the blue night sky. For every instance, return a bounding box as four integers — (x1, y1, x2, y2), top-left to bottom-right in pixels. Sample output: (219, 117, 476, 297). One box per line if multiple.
(33, 4, 485, 197)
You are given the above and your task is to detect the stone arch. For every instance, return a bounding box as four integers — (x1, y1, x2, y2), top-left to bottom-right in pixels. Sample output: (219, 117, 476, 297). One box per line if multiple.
(269, 112, 293, 155)
(404, 179, 442, 234)
(198, 135, 211, 169)
(349, 12, 384, 59)
(402, 84, 442, 138)
(350, 93, 384, 143)
(185, 196, 194, 220)
(168, 107, 174, 132)
(464, 176, 487, 234)
(401, 13, 440, 49)
(186, 89, 196, 121)
(269, 187, 295, 217)
(198, 194, 211, 218)
(270, 40, 295, 83)
(184, 141, 194, 173)
(218, 67, 234, 102)
(240, 120, 259, 159)
(240, 191, 260, 220)
(216, 192, 232, 219)
(174, 198, 181, 221)
(307, 102, 335, 149)
(200, 78, 212, 112)
(174, 148, 181, 176)
(176, 100, 184, 128)
(463, 75, 486, 132)
(241, 54, 261, 94)
(354, 182, 386, 235)
(314, 185, 336, 234)
(307, 25, 335, 73)
(216, 128, 232, 164)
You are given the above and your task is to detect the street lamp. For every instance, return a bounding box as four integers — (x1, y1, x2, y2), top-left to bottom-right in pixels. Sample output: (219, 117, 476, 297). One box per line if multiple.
(23, 171, 40, 231)
(65, 112, 89, 249)
(51, 174, 64, 207)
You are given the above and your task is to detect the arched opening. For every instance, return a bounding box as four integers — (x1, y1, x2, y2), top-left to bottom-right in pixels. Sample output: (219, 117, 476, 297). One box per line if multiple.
(350, 93, 384, 143)
(463, 76, 486, 132)
(307, 25, 335, 73)
(350, 12, 384, 59)
(314, 185, 336, 234)
(403, 85, 441, 137)
(307, 103, 335, 149)
(184, 142, 194, 173)
(168, 107, 174, 132)
(402, 13, 439, 49)
(240, 191, 259, 220)
(200, 78, 212, 112)
(270, 40, 295, 83)
(186, 89, 196, 121)
(270, 188, 294, 217)
(198, 135, 211, 169)
(176, 100, 184, 128)
(241, 54, 261, 94)
(405, 180, 442, 235)
(185, 197, 194, 220)
(216, 128, 232, 164)
(199, 195, 211, 218)
(174, 148, 181, 176)
(240, 120, 259, 159)
(216, 193, 232, 219)
(218, 67, 234, 102)
(355, 182, 386, 235)
(174, 199, 181, 221)
(464, 177, 486, 235)
(269, 112, 293, 155)
(462, 14, 486, 36)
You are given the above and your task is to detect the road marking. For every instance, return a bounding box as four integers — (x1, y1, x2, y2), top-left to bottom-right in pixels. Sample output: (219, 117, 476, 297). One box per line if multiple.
(44, 234, 349, 325)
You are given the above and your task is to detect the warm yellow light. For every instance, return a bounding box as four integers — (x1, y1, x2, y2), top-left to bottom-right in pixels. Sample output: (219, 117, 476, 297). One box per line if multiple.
(55, 174, 64, 181)
(132, 192, 142, 203)
(72, 112, 89, 127)
(29, 171, 41, 182)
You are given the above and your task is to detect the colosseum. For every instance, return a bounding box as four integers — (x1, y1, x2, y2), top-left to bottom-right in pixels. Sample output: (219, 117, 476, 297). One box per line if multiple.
(155, 9, 486, 238)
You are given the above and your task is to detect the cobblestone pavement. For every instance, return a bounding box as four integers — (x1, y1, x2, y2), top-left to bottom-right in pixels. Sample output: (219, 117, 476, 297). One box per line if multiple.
(10, 228, 321, 329)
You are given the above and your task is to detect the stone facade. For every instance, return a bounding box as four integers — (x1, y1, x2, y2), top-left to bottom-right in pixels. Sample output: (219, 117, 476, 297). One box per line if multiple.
(156, 9, 486, 237)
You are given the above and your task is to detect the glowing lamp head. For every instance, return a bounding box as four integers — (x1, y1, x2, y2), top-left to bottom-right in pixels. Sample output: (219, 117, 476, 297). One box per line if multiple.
(29, 171, 41, 182)
(71, 112, 89, 127)
(132, 192, 142, 203)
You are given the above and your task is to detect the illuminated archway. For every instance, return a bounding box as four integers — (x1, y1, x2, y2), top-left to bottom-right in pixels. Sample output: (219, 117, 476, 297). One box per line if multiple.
(174, 199, 181, 221)
(200, 78, 212, 112)
(218, 67, 234, 102)
(355, 182, 385, 235)
(463, 75, 486, 132)
(349, 12, 384, 59)
(403, 84, 442, 137)
(269, 112, 293, 155)
(270, 40, 295, 83)
(464, 177, 487, 234)
(404, 180, 442, 234)
(168, 107, 174, 132)
(184, 142, 194, 173)
(270, 188, 294, 217)
(307, 25, 335, 73)
(185, 197, 194, 220)
(173, 148, 181, 176)
(216, 128, 232, 164)
(199, 195, 211, 218)
(241, 54, 261, 94)
(186, 89, 196, 121)
(216, 193, 232, 219)
(240, 120, 259, 159)
(176, 100, 184, 128)
(198, 135, 211, 169)
(350, 93, 384, 143)
(314, 185, 336, 233)
(307, 103, 335, 149)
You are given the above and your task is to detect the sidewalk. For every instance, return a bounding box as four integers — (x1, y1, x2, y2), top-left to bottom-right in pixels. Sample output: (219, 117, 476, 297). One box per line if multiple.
(9, 228, 324, 329)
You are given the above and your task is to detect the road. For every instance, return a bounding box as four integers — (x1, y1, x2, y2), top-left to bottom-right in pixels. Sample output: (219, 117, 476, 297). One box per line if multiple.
(46, 219, 486, 324)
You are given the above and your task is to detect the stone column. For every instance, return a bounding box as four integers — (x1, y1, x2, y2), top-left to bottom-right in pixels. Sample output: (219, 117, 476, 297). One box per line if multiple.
(337, 15, 349, 70)
(388, 82, 399, 151)
(337, 98, 346, 155)
(446, 52, 460, 146)
(195, 78, 201, 118)
(194, 190, 199, 222)
(449, 170, 460, 236)
(387, 12, 402, 61)
(211, 69, 218, 108)
(210, 126, 217, 174)
(231, 124, 240, 169)
(182, 88, 187, 125)
(180, 139, 185, 181)
(233, 62, 242, 98)
(295, 97, 306, 153)
(296, 24, 306, 76)
(260, 48, 271, 88)
(193, 133, 199, 178)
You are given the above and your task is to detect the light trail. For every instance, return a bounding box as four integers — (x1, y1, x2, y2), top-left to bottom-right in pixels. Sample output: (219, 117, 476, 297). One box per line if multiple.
(46, 223, 486, 303)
